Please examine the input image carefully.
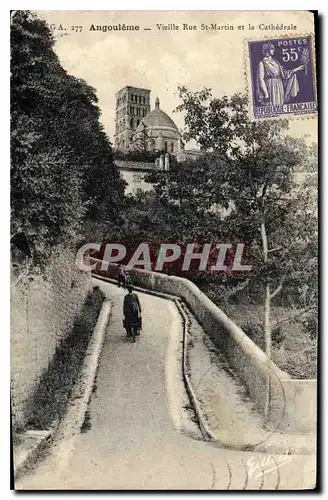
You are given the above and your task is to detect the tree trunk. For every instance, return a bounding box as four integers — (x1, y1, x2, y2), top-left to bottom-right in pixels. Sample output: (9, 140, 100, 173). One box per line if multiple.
(264, 281, 271, 421)
(261, 221, 271, 422)
(261, 221, 271, 356)
(264, 282, 271, 359)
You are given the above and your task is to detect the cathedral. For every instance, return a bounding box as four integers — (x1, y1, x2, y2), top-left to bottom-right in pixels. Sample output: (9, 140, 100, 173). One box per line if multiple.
(114, 86, 181, 155)
(114, 85, 201, 196)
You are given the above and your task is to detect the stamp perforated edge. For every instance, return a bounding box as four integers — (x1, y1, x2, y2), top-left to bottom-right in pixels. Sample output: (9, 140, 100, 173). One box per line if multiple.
(243, 32, 318, 122)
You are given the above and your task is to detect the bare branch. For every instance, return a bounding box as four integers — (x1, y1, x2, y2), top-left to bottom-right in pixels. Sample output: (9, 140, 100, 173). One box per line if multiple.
(260, 222, 268, 262)
(226, 278, 250, 297)
(246, 250, 263, 265)
(272, 305, 315, 328)
(270, 282, 284, 300)
(267, 246, 283, 254)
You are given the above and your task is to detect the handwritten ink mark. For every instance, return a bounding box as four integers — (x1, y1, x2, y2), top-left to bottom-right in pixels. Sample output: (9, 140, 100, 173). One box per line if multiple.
(272, 456, 280, 490)
(210, 462, 216, 489)
(259, 467, 264, 490)
(241, 458, 248, 490)
(226, 460, 232, 490)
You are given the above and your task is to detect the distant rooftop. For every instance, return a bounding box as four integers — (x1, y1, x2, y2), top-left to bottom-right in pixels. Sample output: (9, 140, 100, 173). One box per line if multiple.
(115, 160, 162, 172)
(115, 86, 151, 95)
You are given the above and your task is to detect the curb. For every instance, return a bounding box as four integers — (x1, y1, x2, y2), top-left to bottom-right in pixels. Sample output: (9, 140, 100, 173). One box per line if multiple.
(179, 301, 316, 455)
(14, 293, 111, 481)
(174, 299, 217, 443)
(92, 275, 316, 456)
(13, 430, 56, 481)
(91, 273, 181, 302)
(57, 297, 111, 436)
(93, 273, 215, 443)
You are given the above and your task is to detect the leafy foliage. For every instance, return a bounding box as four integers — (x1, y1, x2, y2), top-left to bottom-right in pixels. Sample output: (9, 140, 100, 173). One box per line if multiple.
(174, 87, 317, 297)
(161, 87, 318, 361)
(11, 11, 125, 263)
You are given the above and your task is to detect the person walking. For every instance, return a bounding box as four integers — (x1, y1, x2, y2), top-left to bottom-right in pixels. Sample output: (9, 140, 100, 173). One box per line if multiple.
(117, 265, 127, 288)
(125, 273, 132, 287)
(123, 285, 142, 342)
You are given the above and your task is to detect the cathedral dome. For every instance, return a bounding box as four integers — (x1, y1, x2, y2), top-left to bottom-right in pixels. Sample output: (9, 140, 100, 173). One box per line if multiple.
(131, 97, 181, 155)
(141, 108, 178, 131)
(135, 97, 179, 133)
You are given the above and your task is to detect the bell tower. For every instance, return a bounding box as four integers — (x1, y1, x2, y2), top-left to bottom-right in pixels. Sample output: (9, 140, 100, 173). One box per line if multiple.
(114, 86, 151, 152)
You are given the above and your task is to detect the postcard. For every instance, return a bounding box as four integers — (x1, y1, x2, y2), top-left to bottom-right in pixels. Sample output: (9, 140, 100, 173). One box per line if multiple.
(11, 10, 318, 490)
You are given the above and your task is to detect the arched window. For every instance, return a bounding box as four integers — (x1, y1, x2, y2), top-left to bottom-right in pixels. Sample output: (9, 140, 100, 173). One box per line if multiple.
(171, 142, 174, 153)
(137, 119, 140, 127)
(164, 141, 168, 152)
(130, 118, 134, 129)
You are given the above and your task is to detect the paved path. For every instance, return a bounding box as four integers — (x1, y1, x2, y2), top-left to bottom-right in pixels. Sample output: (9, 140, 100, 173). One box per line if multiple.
(16, 281, 316, 490)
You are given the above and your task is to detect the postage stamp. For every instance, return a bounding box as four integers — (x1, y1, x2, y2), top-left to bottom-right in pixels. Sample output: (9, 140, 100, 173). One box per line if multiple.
(247, 35, 317, 120)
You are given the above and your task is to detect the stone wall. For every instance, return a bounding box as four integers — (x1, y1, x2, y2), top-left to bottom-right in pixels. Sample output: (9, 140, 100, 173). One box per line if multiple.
(11, 246, 92, 429)
(92, 259, 316, 434)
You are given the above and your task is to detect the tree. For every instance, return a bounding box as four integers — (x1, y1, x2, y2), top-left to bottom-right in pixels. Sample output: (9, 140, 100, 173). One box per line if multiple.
(146, 155, 230, 213)
(11, 11, 125, 263)
(177, 88, 317, 355)
(174, 85, 317, 415)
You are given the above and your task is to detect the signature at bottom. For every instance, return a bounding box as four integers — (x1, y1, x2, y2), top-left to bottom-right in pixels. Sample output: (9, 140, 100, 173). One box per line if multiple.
(247, 453, 293, 480)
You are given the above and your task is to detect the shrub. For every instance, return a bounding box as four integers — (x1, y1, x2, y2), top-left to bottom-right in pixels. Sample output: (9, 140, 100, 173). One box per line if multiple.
(241, 321, 284, 351)
(301, 313, 318, 340)
(241, 321, 265, 351)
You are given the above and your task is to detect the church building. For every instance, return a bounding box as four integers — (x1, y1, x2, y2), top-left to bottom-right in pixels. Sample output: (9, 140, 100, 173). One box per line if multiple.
(114, 86, 181, 155)
(114, 85, 201, 196)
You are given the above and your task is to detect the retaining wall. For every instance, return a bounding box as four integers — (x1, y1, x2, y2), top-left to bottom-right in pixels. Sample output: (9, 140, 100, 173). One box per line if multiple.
(11, 246, 92, 429)
(92, 259, 316, 434)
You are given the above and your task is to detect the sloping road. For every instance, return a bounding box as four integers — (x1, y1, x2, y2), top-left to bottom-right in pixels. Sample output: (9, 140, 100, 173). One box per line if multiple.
(16, 281, 316, 490)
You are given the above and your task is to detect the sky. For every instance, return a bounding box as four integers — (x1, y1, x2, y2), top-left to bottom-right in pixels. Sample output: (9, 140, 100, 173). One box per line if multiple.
(37, 10, 317, 147)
